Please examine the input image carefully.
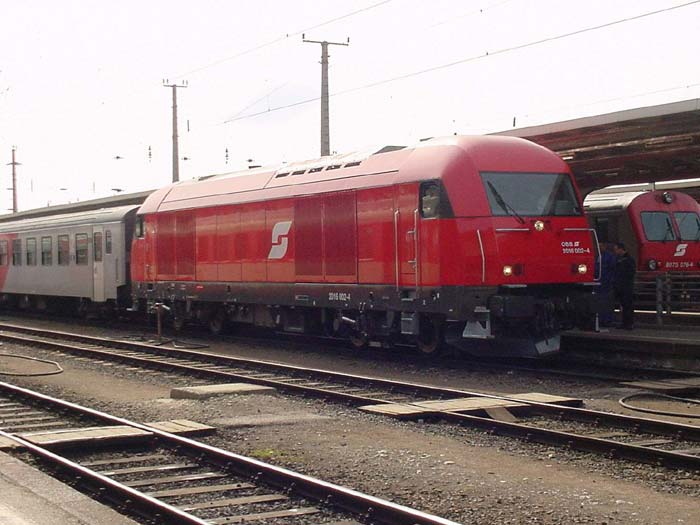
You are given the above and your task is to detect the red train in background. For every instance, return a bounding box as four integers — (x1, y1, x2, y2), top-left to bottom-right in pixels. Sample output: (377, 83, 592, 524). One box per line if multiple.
(584, 186, 700, 273)
(130, 135, 599, 357)
(584, 184, 700, 309)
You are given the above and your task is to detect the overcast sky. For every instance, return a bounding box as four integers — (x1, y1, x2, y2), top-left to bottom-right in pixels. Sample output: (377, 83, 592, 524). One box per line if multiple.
(1, 0, 698, 211)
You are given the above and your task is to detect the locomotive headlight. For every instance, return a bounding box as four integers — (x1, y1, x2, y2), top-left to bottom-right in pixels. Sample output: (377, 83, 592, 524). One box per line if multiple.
(662, 191, 674, 204)
(534, 220, 545, 231)
(503, 265, 514, 276)
(648, 259, 658, 270)
(577, 264, 588, 274)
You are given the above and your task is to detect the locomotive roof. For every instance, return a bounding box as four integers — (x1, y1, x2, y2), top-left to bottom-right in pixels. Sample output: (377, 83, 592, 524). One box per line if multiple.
(138, 135, 569, 216)
(0, 205, 140, 234)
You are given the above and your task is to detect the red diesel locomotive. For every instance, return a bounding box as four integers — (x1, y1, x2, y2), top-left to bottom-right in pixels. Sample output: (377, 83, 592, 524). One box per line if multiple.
(131, 135, 598, 357)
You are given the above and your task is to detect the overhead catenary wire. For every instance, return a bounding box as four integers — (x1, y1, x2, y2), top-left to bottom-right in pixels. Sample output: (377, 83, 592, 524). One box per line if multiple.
(171, 0, 393, 79)
(225, 0, 700, 124)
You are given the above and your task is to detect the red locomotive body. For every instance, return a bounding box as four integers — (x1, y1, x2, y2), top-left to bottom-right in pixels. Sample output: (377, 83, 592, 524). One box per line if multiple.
(585, 189, 700, 273)
(132, 136, 598, 357)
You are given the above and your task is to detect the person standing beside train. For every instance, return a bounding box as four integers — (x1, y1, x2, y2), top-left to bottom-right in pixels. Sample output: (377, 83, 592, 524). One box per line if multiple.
(613, 242, 636, 329)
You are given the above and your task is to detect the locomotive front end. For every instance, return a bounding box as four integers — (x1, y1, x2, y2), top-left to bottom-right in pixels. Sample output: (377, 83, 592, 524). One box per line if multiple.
(439, 138, 599, 357)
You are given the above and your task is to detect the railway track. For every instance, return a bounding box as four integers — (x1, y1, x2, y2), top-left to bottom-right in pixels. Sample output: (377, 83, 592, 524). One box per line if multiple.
(1, 321, 699, 471)
(0, 381, 458, 525)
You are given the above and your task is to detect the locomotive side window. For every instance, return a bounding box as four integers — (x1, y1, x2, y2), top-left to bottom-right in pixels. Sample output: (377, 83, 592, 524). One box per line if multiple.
(93, 232, 103, 262)
(12, 239, 22, 266)
(41, 237, 52, 266)
(135, 217, 145, 238)
(420, 183, 440, 218)
(58, 235, 70, 265)
(75, 233, 89, 265)
(641, 212, 676, 241)
(0, 240, 7, 266)
(481, 172, 581, 217)
(674, 212, 700, 240)
(105, 230, 112, 254)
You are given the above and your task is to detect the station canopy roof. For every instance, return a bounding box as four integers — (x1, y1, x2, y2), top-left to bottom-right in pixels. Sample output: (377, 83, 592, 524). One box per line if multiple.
(494, 98, 700, 193)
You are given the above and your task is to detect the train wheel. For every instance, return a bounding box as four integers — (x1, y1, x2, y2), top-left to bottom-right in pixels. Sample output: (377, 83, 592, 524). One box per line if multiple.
(208, 308, 227, 335)
(416, 316, 443, 356)
(349, 332, 368, 350)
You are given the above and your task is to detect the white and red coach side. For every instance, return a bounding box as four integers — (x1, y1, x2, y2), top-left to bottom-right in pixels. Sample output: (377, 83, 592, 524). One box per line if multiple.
(131, 135, 599, 357)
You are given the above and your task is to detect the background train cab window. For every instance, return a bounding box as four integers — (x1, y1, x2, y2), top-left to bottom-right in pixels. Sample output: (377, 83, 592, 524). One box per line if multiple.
(420, 183, 440, 218)
(26, 238, 37, 266)
(641, 212, 676, 241)
(93, 232, 103, 262)
(481, 172, 581, 217)
(674, 212, 700, 240)
(135, 217, 145, 238)
(41, 237, 52, 266)
(105, 230, 112, 254)
(593, 216, 619, 244)
(12, 239, 21, 266)
(0, 240, 7, 266)
(75, 233, 88, 265)
(58, 235, 69, 265)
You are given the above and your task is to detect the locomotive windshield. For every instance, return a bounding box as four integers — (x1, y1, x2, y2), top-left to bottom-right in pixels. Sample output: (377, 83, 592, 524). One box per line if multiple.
(641, 212, 676, 241)
(674, 212, 700, 241)
(481, 172, 581, 217)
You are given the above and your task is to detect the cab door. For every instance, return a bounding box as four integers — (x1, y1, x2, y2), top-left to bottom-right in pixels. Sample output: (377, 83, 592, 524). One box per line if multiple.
(394, 184, 420, 289)
(92, 226, 105, 302)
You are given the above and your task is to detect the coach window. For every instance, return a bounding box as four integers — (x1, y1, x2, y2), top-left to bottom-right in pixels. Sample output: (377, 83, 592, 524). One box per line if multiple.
(641, 212, 676, 241)
(26, 238, 37, 266)
(93, 232, 103, 262)
(57, 235, 70, 265)
(41, 237, 52, 265)
(420, 183, 440, 218)
(0, 240, 8, 266)
(75, 234, 88, 265)
(12, 239, 21, 266)
(674, 212, 700, 241)
(105, 230, 112, 254)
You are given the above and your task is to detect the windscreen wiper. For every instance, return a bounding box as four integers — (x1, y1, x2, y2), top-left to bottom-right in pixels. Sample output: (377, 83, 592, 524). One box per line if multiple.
(487, 181, 525, 224)
(664, 217, 675, 242)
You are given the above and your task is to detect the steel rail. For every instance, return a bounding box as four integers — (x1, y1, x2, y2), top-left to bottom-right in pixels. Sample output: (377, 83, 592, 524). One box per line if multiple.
(0, 428, 209, 524)
(2, 323, 700, 470)
(0, 381, 460, 525)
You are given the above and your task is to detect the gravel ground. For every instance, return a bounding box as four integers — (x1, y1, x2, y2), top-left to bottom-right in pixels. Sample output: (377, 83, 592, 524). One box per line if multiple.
(0, 317, 699, 524)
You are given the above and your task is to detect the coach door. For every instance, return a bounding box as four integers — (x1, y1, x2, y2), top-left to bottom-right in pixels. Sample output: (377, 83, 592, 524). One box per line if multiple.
(92, 226, 105, 302)
(394, 184, 419, 290)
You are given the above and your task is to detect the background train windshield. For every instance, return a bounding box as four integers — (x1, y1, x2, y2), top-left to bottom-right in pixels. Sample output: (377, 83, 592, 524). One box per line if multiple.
(641, 212, 676, 241)
(674, 212, 700, 240)
(481, 172, 581, 217)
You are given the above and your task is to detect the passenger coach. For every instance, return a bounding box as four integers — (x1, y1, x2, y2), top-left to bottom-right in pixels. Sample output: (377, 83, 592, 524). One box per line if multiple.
(0, 205, 139, 313)
(132, 136, 599, 357)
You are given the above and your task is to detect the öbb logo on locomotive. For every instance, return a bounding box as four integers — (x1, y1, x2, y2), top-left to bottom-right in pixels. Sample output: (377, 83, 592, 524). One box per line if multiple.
(267, 220, 292, 260)
(673, 243, 688, 257)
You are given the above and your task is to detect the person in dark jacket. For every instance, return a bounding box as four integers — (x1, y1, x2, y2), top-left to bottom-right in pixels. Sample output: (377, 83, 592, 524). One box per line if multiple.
(598, 242, 616, 326)
(613, 242, 636, 329)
